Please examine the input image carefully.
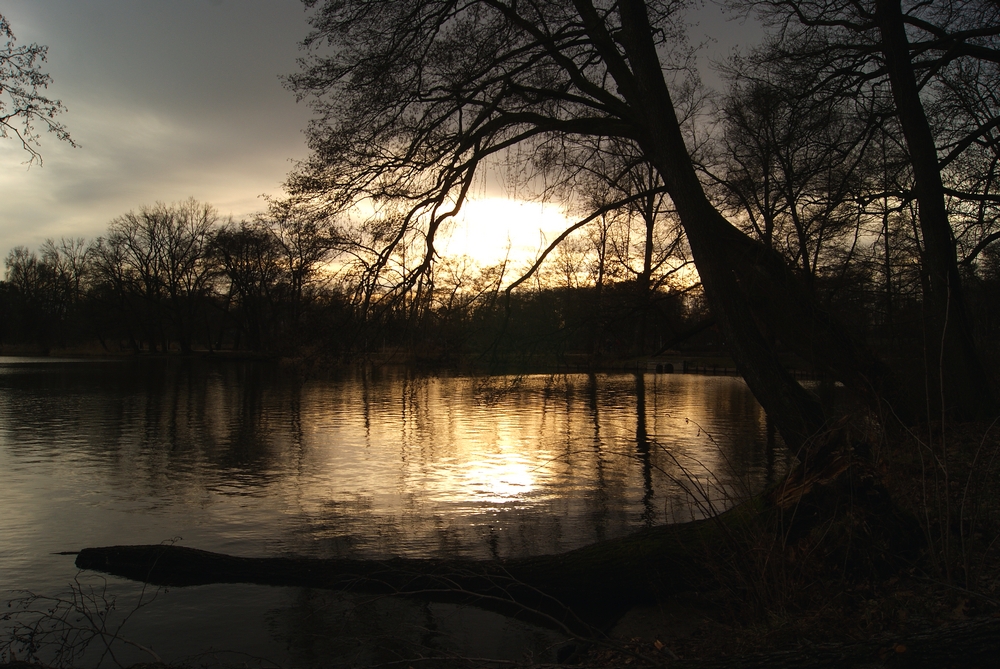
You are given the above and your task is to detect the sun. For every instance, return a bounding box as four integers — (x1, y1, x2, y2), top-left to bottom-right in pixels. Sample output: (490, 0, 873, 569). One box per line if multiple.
(436, 197, 573, 268)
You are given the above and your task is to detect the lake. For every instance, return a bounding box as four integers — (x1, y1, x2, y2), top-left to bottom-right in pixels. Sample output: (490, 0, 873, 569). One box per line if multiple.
(0, 358, 787, 666)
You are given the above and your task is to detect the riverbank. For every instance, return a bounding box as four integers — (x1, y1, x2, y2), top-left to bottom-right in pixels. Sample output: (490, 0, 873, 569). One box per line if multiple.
(4, 577, 1000, 668)
(592, 562, 1000, 667)
(1, 345, 825, 382)
(590, 418, 1000, 667)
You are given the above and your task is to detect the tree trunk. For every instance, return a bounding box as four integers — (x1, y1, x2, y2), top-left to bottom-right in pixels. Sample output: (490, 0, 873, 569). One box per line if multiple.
(607, 0, 853, 449)
(75, 514, 730, 632)
(601, 0, 911, 443)
(73, 495, 772, 633)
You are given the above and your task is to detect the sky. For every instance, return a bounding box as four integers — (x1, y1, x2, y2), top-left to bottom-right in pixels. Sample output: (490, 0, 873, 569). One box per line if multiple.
(0, 0, 761, 269)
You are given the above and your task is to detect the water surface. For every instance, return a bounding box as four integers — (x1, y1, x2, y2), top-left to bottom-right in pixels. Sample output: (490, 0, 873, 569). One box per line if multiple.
(0, 359, 784, 666)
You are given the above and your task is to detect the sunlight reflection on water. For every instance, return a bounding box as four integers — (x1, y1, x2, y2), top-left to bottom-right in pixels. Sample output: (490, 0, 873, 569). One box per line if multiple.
(0, 358, 793, 665)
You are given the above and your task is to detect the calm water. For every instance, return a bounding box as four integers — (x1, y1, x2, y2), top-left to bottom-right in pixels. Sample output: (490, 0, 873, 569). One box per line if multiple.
(0, 358, 785, 666)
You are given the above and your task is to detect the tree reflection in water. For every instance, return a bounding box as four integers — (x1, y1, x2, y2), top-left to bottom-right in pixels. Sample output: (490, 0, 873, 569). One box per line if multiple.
(0, 358, 791, 665)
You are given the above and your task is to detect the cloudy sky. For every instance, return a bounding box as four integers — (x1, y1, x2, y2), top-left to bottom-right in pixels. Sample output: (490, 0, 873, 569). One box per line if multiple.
(0, 1, 760, 266)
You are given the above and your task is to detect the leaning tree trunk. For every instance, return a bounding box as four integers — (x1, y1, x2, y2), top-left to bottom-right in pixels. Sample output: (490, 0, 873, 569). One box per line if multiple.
(607, 0, 908, 450)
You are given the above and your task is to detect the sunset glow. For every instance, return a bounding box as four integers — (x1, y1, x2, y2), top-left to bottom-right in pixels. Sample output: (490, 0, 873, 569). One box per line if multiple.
(437, 197, 574, 268)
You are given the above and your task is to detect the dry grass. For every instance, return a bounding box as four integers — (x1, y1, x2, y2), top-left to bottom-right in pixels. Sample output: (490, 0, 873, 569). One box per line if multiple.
(582, 417, 1000, 665)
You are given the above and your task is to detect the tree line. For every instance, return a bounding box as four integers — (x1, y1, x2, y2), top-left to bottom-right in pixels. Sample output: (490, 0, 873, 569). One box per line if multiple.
(1, 199, 340, 356)
(0, 195, 698, 362)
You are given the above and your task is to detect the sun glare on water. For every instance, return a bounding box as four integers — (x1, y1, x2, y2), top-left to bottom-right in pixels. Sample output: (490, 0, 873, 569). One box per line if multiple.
(460, 454, 538, 506)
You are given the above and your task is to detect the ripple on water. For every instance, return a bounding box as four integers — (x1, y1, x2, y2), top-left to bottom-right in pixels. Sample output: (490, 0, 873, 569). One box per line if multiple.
(1, 361, 788, 665)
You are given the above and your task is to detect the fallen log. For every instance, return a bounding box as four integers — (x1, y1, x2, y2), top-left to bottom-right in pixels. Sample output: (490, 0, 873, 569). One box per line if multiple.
(75, 503, 754, 630)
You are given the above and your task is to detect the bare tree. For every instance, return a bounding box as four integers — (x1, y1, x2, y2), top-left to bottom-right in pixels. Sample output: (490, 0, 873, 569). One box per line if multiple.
(91, 200, 217, 353)
(211, 219, 285, 351)
(4, 245, 42, 298)
(286, 0, 910, 448)
(934, 51, 1000, 269)
(38, 237, 91, 331)
(573, 148, 688, 355)
(3, 241, 92, 348)
(737, 0, 1000, 416)
(712, 69, 870, 288)
(0, 12, 74, 164)
(259, 197, 341, 331)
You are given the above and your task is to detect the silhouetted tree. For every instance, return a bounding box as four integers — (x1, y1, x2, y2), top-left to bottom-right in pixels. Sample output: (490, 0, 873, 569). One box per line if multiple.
(211, 220, 285, 351)
(90, 200, 217, 353)
(713, 71, 869, 287)
(3, 246, 47, 347)
(286, 0, 902, 449)
(260, 198, 341, 334)
(741, 0, 999, 416)
(0, 12, 74, 163)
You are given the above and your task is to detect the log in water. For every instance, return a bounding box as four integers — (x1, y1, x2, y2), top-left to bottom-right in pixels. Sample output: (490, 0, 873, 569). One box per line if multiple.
(75, 513, 742, 630)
